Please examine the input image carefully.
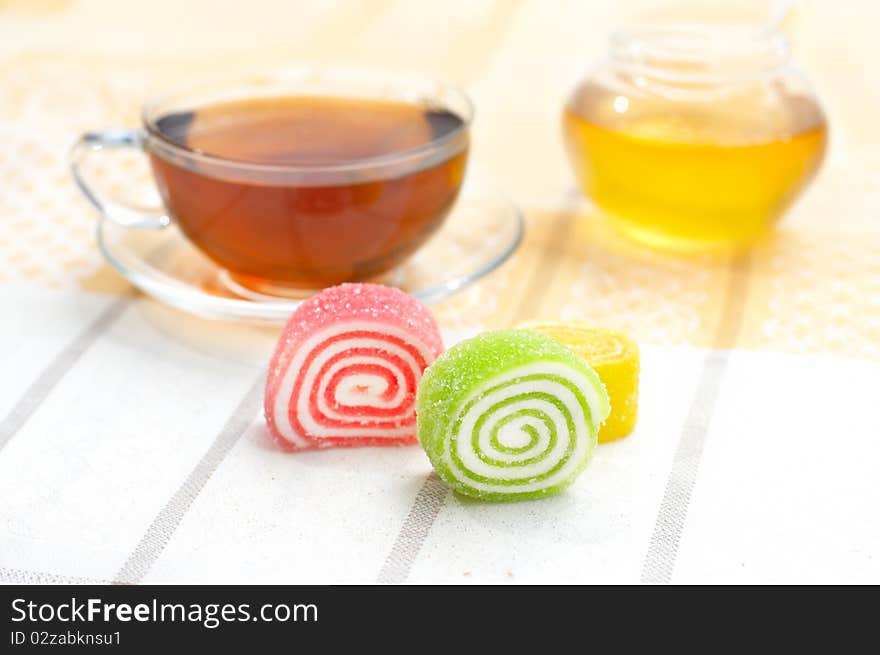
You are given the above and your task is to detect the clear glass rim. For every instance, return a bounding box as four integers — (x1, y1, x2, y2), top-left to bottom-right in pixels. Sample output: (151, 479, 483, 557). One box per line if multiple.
(140, 65, 474, 176)
(609, 22, 790, 84)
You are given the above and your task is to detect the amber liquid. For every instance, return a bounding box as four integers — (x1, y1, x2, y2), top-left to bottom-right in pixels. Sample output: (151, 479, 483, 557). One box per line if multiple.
(563, 84, 827, 249)
(148, 96, 467, 290)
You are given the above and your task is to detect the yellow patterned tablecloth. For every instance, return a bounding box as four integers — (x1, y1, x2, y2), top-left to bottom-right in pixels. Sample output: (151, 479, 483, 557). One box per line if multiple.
(0, 0, 878, 584)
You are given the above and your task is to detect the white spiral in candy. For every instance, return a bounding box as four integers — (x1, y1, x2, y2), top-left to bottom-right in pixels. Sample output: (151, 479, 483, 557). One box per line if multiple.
(272, 321, 434, 447)
(439, 362, 603, 495)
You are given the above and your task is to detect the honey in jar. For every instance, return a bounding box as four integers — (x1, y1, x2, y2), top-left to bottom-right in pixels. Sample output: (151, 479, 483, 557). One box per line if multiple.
(563, 23, 827, 250)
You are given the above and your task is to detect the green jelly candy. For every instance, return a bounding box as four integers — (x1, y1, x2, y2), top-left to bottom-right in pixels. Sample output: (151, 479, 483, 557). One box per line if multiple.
(416, 329, 610, 502)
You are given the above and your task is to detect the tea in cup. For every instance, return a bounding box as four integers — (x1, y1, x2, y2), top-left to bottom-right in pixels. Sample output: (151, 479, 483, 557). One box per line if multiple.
(72, 68, 472, 295)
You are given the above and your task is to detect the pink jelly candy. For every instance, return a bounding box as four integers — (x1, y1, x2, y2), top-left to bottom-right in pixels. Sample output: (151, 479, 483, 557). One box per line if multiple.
(264, 283, 444, 450)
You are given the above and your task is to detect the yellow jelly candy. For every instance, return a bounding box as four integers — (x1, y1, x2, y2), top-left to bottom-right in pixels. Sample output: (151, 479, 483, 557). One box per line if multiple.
(517, 321, 639, 442)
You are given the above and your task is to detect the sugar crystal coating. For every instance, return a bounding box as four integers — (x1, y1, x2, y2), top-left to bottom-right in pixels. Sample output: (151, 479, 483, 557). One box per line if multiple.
(265, 283, 444, 450)
(518, 321, 640, 442)
(416, 329, 610, 501)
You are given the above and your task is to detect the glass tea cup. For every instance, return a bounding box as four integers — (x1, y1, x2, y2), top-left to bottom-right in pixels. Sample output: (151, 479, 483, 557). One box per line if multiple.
(71, 68, 473, 296)
(562, 19, 827, 251)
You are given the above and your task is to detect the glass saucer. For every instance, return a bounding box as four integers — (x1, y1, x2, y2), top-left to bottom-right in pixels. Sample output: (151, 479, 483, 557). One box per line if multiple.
(96, 178, 524, 323)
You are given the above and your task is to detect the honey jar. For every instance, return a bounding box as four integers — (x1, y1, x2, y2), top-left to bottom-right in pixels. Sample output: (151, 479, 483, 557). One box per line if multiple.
(563, 21, 827, 250)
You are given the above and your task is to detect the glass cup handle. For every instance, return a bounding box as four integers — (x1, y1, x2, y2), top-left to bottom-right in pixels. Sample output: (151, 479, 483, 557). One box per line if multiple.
(70, 128, 170, 230)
